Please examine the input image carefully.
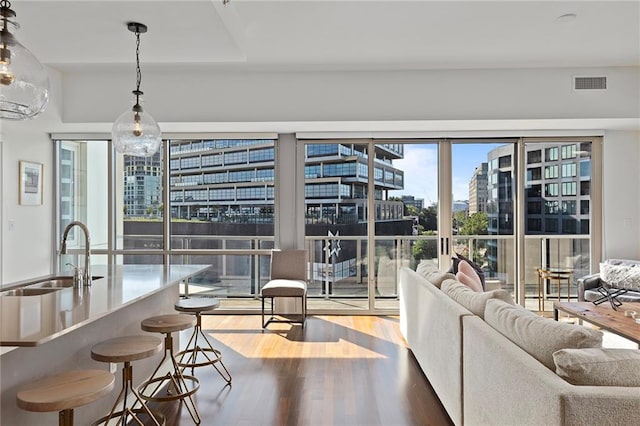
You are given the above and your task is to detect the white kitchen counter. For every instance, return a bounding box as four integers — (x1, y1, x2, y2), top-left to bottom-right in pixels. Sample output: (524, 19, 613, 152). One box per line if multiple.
(0, 264, 209, 347)
(0, 263, 211, 425)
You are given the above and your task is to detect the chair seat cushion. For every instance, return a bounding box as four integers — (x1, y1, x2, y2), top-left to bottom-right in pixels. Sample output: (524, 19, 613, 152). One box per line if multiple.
(262, 279, 306, 297)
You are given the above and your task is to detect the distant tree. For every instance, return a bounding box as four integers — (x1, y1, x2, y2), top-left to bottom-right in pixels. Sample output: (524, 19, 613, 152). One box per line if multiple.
(419, 204, 438, 231)
(412, 230, 438, 261)
(405, 205, 419, 217)
(460, 212, 488, 235)
(452, 210, 468, 234)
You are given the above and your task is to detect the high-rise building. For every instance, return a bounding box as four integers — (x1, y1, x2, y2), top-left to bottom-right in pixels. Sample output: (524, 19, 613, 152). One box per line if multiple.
(123, 151, 163, 217)
(166, 140, 406, 223)
(468, 162, 488, 214)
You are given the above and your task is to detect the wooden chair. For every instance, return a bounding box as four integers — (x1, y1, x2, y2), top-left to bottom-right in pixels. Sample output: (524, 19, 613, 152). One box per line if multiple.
(261, 249, 308, 328)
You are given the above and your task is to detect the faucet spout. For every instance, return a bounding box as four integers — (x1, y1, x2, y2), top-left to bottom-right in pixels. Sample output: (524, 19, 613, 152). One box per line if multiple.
(61, 221, 91, 286)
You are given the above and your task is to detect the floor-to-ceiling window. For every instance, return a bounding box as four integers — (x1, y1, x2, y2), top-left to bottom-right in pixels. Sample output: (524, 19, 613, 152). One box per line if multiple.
(54, 135, 602, 314)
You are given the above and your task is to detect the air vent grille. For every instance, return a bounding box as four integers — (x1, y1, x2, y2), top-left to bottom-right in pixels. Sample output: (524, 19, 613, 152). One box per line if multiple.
(574, 76, 607, 90)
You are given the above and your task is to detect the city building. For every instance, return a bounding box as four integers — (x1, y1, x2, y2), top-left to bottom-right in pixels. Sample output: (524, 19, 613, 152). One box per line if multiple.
(468, 162, 488, 214)
(123, 152, 163, 217)
(401, 195, 424, 211)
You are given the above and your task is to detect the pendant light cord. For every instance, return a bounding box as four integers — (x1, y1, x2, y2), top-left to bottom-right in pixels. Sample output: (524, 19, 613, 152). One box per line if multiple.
(134, 28, 142, 105)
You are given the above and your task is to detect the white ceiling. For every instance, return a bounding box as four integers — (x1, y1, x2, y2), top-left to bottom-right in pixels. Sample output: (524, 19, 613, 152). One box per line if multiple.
(14, 0, 640, 73)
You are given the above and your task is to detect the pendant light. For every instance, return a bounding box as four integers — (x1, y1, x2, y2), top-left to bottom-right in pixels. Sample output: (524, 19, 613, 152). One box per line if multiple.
(112, 22, 161, 157)
(0, 0, 49, 120)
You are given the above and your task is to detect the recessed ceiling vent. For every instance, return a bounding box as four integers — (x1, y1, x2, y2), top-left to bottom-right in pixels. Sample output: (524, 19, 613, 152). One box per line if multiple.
(574, 76, 607, 91)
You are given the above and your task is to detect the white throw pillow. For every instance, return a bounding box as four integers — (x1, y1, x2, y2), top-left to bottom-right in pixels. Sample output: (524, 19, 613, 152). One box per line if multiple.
(553, 348, 640, 386)
(600, 262, 640, 291)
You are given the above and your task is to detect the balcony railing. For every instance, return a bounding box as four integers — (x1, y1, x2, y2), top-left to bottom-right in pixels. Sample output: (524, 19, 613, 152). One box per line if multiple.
(75, 234, 591, 306)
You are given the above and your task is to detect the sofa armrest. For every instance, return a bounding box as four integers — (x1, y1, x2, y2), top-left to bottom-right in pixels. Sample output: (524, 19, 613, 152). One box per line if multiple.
(562, 387, 640, 426)
(577, 274, 602, 302)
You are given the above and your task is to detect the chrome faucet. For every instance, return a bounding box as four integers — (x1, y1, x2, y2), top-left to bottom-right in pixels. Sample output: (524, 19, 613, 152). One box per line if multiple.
(61, 221, 92, 286)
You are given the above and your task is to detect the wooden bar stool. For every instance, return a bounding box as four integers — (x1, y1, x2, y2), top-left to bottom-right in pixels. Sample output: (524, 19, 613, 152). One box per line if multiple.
(140, 314, 201, 424)
(90, 335, 165, 425)
(16, 369, 115, 426)
(175, 297, 232, 383)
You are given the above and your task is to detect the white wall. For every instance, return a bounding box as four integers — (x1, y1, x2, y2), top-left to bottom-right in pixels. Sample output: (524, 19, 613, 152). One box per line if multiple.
(0, 67, 65, 283)
(63, 67, 638, 123)
(1, 65, 639, 284)
(602, 130, 640, 260)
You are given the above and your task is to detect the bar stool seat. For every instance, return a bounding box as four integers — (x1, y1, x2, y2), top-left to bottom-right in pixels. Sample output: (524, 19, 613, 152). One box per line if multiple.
(175, 298, 232, 383)
(140, 314, 201, 424)
(17, 369, 115, 426)
(91, 335, 165, 426)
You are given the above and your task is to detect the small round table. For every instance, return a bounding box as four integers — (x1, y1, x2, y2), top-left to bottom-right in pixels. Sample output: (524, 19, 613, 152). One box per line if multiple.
(537, 267, 573, 311)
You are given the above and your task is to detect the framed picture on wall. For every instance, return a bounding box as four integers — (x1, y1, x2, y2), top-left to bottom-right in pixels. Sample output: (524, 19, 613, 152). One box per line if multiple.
(19, 160, 43, 205)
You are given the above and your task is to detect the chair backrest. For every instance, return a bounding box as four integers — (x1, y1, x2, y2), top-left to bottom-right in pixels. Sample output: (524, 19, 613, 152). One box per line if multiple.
(270, 249, 307, 281)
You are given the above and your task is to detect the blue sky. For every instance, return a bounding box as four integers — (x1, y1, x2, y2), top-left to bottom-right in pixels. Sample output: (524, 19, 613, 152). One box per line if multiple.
(392, 143, 505, 205)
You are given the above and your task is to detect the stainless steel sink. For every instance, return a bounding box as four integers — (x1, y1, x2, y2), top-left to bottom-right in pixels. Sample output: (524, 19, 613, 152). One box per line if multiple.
(1, 288, 61, 296)
(0, 275, 105, 296)
(27, 276, 104, 289)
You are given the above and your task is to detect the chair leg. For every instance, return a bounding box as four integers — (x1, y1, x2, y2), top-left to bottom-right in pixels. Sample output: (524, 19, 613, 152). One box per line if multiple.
(261, 296, 265, 328)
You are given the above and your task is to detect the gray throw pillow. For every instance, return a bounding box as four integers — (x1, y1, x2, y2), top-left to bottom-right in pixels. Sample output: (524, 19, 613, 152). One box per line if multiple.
(553, 348, 640, 386)
(484, 299, 603, 370)
(441, 279, 515, 318)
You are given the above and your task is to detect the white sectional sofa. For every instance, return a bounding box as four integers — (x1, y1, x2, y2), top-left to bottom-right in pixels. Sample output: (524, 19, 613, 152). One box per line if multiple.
(399, 266, 640, 426)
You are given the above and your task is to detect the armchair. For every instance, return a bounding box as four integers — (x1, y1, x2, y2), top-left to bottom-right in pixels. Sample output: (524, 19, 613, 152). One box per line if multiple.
(261, 249, 308, 328)
(577, 259, 640, 306)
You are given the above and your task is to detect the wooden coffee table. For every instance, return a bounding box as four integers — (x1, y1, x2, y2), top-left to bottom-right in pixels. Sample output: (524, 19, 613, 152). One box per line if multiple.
(554, 301, 640, 345)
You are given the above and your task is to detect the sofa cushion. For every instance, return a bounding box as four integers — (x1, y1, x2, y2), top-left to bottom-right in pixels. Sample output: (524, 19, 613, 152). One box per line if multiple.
(441, 279, 514, 318)
(415, 263, 456, 289)
(600, 262, 640, 292)
(553, 348, 640, 386)
(484, 299, 603, 370)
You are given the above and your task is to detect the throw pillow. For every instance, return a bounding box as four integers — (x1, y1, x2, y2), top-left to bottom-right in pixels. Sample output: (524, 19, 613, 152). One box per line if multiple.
(600, 262, 640, 292)
(441, 279, 515, 318)
(484, 299, 603, 370)
(448, 252, 486, 290)
(458, 261, 483, 292)
(553, 348, 640, 386)
(456, 270, 483, 292)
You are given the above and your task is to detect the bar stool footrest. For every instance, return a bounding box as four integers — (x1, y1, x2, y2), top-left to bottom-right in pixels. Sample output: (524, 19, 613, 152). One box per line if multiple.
(177, 347, 223, 368)
(92, 408, 166, 426)
(139, 374, 200, 402)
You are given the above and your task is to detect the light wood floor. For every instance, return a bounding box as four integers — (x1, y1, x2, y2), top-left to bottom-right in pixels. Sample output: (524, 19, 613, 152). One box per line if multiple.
(152, 315, 452, 426)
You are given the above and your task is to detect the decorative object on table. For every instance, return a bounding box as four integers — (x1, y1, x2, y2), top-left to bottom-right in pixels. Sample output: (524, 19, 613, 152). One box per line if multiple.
(0, 0, 49, 120)
(111, 22, 161, 157)
(18, 160, 42, 205)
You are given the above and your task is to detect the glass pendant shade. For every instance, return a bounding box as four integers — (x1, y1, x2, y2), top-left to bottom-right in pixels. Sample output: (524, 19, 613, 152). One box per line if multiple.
(0, 3, 49, 120)
(112, 97, 161, 156)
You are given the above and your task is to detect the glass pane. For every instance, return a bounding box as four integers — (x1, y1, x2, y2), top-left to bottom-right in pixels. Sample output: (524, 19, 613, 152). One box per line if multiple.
(374, 143, 437, 310)
(167, 138, 276, 303)
(171, 253, 272, 304)
(451, 142, 516, 299)
(304, 143, 372, 311)
(116, 149, 164, 251)
(524, 140, 592, 312)
(57, 140, 109, 274)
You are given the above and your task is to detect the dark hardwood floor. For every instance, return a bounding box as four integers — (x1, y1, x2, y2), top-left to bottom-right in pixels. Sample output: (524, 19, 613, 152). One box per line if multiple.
(151, 315, 452, 426)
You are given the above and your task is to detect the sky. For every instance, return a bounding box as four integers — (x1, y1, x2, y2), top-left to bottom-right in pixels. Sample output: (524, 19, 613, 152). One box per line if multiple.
(392, 143, 506, 205)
